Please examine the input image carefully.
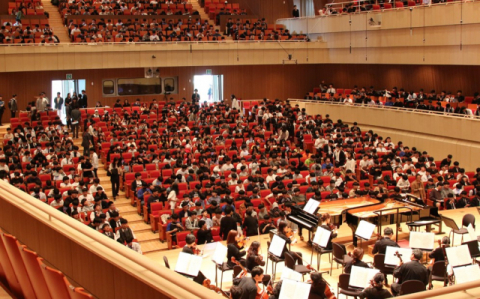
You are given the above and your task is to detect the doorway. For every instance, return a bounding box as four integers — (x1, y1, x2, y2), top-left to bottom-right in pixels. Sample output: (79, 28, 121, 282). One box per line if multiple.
(51, 79, 86, 123)
(193, 75, 223, 103)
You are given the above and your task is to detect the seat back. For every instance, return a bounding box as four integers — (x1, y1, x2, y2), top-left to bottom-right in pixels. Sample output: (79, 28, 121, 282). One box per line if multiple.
(1, 233, 36, 299)
(232, 265, 243, 278)
(400, 280, 426, 295)
(373, 254, 391, 273)
(332, 242, 346, 263)
(18, 245, 52, 299)
(0, 229, 23, 298)
(463, 213, 475, 229)
(431, 261, 446, 278)
(284, 252, 295, 269)
(163, 256, 170, 269)
(338, 273, 350, 290)
(38, 258, 72, 299)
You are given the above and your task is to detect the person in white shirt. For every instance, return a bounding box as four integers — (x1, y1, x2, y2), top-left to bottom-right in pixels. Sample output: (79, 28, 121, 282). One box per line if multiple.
(266, 169, 277, 184)
(61, 153, 73, 167)
(396, 175, 411, 192)
(326, 84, 336, 94)
(345, 155, 356, 173)
(91, 150, 99, 178)
(126, 238, 142, 254)
(89, 179, 103, 194)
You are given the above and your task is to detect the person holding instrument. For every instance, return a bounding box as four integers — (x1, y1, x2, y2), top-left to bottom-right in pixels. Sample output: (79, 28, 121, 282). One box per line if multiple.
(372, 227, 399, 255)
(182, 234, 208, 285)
(391, 249, 428, 296)
(227, 230, 247, 268)
(237, 266, 265, 299)
(246, 241, 271, 285)
(308, 272, 328, 299)
(319, 213, 341, 251)
(278, 220, 304, 265)
(359, 273, 392, 299)
(345, 248, 369, 274)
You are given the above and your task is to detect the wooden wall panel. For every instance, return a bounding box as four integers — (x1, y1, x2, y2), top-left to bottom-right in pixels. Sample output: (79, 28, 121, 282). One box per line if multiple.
(1, 63, 480, 124)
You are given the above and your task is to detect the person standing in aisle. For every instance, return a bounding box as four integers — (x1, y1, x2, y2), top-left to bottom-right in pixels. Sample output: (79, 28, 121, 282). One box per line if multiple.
(8, 94, 18, 118)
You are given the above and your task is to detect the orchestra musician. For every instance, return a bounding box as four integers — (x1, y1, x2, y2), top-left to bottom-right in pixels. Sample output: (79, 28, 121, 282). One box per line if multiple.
(319, 213, 342, 251)
(359, 273, 393, 299)
(391, 249, 428, 296)
(182, 234, 207, 285)
(246, 241, 271, 285)
(278, 220, 304, 265)
(229, 286, 244, 299)
(345, 248, 369, 274)
(428, 236, 450, 288)
(227, 230, 247, 268)
(308, 272, 328, 299)
(236, 266, 265, 299)
(372, 228, 399, 255)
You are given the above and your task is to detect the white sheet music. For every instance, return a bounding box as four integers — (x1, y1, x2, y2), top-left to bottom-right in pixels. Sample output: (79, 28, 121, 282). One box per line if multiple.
(174, 252, 203, 276)
(446, 245, 472, 268)
(409, 231, 435, 250)
(453, 264, 480, 284)
(279, 278, 312, 299)
(303, 199, 320, 214)
(349, 266, 380, 288)
(269, 234, 287, 257)
(355, 220, 376, 241)
(384, 246, 412, 266)
(211, 242, 228, 265)
(312, 226, 332, 248)
(281, 267, 303, 282)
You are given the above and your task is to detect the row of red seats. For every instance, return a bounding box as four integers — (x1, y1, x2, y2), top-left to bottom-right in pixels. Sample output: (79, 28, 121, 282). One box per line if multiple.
(0, 228, 93, 299)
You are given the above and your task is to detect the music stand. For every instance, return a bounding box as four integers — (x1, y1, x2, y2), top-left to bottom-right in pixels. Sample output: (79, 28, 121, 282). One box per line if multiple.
(440, 215, 460, 230)
(354, 220, 376, 247)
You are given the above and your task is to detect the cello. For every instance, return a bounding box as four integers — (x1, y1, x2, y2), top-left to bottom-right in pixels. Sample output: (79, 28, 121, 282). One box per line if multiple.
(202, 277, 229, 298)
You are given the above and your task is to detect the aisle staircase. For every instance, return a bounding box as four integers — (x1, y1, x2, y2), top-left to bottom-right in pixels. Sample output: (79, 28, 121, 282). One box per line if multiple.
(191, 0, 232, 41)
(0, 124, 166, 254)
(42, 1, 70, 43)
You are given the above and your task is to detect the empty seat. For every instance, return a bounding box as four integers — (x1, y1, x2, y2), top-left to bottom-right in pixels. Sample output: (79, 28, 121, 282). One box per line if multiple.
(1, 233, 36, 299)
(38, 258, 72, 299)
(0, 229, 23, 298)
(19, 245, 52, 299)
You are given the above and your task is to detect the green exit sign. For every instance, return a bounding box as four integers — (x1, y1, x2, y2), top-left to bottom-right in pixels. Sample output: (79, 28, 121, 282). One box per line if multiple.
(206, 69, 212, 75)
(66, 74, 73, 80)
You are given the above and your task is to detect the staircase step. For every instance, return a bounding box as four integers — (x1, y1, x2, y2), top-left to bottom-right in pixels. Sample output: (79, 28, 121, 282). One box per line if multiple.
(123, 214, 143, 223)
(117, 205, 138, 214)
(140, 240, 168, 253)
(136, 231, 160, 242)
(130, 222, 152, 232)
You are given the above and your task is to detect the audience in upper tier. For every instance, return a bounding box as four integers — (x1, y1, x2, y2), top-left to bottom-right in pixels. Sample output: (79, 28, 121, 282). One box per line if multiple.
(2, 95, 479, 252)
(306, 84, 480, 116)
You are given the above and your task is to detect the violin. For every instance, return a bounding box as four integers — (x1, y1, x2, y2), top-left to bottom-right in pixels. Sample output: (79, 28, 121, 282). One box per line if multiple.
(255, 273, 274, 299)
(236, 235, 248, 248)
(285, 227, 294, 238)
(202, 278, 229, 298)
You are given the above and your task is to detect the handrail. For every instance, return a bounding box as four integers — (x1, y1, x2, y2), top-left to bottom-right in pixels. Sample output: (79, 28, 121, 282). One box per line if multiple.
(0, 39, 308, 47)
(288, 99, 480, 120)
(0, 180, 223, 299)
(276, 0, 472, 22)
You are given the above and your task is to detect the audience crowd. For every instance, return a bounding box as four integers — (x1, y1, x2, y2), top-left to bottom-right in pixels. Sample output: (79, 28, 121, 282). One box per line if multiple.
(1, 94, 480, 255)
(306, 83, 480, 116)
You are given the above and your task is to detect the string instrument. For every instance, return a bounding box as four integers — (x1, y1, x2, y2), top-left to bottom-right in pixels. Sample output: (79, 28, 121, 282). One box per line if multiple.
(235, 235, 248, 248)
(202, 278, 229, 298)
(394, 251, 403, 265)
(231, 257, 248, 279)
(293, 253, 337, 299)
(285, 227, 294, 238)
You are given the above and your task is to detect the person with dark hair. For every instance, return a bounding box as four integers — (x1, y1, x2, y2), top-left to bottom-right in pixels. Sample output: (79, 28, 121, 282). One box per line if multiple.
(245, 241, 271, 285)
(345, 248, 369, 274)
(182, 233, 197, 254)
(220, 205, 237, 240)
(196, 220, 213, 245)
(308, 272, 328, 299)
(319, 213, 338, 250)
(117, 218, 135, 244)
(372, 227, 399, 254)
(229, 286, 243, 299)
(243, 210, 258, 237)
(391, 249, 428, 296)
(359, 273, 392, 299)
(167, 214, 184, 248)
(237, 266, 264, 299)
(126, 236, 142, 254)
(277, 220, 303, 265)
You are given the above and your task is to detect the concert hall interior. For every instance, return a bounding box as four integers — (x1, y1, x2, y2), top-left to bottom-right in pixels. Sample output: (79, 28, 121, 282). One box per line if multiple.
(3, 0, 480, 298)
